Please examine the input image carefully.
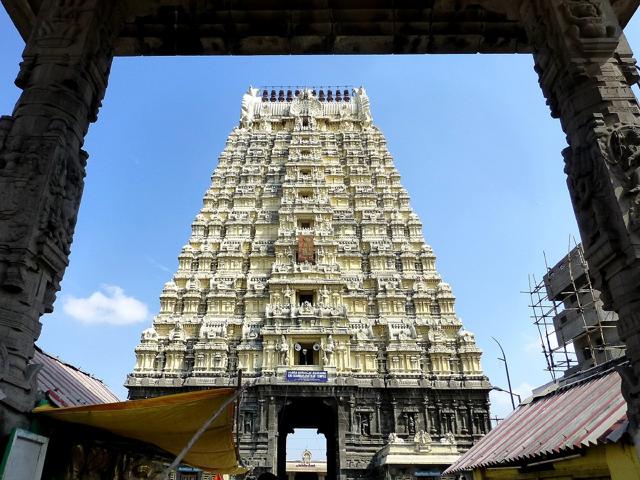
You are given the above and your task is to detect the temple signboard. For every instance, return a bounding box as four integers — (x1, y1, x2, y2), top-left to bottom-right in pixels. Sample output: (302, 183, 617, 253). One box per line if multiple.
(285, 370, 328, 382)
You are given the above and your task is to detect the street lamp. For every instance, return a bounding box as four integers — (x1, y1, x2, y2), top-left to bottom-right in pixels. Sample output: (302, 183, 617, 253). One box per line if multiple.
(492, 386, 521, 406)
(491, 337, 516, 410)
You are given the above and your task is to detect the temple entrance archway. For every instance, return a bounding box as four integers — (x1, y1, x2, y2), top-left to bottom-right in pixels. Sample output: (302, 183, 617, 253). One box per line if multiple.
(278, 398, 337, 480)
(2, 0, 640, 465)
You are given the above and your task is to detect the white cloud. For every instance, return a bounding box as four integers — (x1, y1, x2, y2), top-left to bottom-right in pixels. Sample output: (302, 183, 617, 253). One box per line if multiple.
(63, 285, 149, 325)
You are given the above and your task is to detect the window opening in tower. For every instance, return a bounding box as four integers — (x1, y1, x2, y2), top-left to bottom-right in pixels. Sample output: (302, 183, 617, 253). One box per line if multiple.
(299, 293, 314, 305)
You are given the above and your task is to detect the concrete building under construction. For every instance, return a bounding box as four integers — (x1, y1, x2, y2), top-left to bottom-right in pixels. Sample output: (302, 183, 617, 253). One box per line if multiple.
(529, 244, 625, 378)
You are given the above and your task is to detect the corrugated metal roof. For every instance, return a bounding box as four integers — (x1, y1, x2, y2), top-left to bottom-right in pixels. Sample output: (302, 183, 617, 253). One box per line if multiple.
(446, 366, 626, 473)
(33, 345, 120, 407)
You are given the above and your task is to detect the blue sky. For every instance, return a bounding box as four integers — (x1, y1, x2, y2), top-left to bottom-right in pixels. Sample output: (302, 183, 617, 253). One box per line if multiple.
(1, 7, 639, 461)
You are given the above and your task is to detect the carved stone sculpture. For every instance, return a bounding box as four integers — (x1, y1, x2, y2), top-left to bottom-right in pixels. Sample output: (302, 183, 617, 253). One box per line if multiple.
(521, 0, 640, 453)
(0, 0, 122, 436)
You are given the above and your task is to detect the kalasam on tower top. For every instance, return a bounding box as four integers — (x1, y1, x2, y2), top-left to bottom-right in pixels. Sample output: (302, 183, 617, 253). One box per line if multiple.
(126, 87, 491, 480)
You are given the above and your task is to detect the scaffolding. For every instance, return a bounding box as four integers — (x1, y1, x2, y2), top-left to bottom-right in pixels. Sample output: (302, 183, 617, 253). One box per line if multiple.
(527, 271, 576, 381)
(527, 241, 623, 381)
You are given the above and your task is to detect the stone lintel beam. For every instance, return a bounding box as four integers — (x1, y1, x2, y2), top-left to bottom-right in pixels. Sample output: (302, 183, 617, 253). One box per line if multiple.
(521, 0, 640, 454)
(0, 0, 122, 435)
(3, 1, 638, 56)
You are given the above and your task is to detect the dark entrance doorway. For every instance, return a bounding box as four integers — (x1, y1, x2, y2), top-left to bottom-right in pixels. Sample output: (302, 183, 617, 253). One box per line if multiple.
(278, 398, 337, 480)
(295, 473, 319, 480)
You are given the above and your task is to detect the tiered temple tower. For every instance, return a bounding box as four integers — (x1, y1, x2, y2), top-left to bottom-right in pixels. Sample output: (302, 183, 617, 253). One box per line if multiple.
(127, 87, 491, 480)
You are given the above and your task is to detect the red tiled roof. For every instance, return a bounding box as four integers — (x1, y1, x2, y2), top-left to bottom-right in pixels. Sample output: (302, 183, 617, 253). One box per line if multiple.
(446, 366, 626, 473)
(34, 346, 120, 407)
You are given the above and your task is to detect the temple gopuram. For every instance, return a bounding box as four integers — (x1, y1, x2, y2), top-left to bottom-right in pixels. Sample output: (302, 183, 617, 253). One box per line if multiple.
(126, 87, 491, 480)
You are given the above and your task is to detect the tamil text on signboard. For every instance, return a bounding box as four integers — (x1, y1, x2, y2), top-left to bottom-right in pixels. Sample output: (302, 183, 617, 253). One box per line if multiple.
(285, 370, 328, 382)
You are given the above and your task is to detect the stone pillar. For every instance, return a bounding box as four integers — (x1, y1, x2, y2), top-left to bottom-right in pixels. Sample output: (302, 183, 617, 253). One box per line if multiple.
(348, 396, 355, 433)
(434, 401, 442, 434)
(0, 0, 121, 435)
(390, 400, 398, 433)
(521, 0, 640, 452)
(259, 397, 267, 433)
(422, 397, 430, 433)
(268, 396, 278, 473)
(334, 397, 348, 480)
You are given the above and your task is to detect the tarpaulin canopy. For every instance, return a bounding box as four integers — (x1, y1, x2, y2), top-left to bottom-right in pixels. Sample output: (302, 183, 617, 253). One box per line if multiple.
(34, 388, 244, 473)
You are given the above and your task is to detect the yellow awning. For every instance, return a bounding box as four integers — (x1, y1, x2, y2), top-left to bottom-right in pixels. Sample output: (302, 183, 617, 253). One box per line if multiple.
(34, 388, 244, 473)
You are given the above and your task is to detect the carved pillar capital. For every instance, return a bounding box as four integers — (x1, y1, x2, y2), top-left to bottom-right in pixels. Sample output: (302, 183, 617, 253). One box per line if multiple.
(521, 0, 640, 260)
(522, 1, 640, 299)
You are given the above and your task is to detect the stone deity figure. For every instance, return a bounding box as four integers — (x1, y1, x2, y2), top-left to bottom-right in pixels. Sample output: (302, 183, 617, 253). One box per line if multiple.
(611, 127, 640, 193)
(366, 322, 374, 339)
(407, 414, 416, 435)
(561, 0, 612, 39)
(240, 87, 259, 127)
(283, 286, 293, 305)
(170, 321, 186, 342)
(320, 286, 330, 305)
(279, 335, 289, 365)
(272, 292, 282, 305)
(356, 87, 372, 126)
(243, 413, 253, 434)
(408, 324, 417, 339)
(360, 414, 371, 436)
(242, 322, 251, 339)
(154, 350, 166, 371)
(323, 335, 335, 364)
(441, 432, 456, 445)
(414, 430, 432, 446)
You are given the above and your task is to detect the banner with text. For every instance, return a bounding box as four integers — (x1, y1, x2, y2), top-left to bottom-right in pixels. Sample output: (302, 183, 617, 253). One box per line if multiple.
(285, 370, 328, 382)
